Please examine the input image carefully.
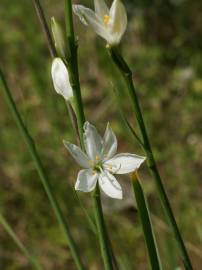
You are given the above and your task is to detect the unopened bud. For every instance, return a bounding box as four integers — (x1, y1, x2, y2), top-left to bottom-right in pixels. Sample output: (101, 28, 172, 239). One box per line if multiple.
(51, 17, 68, 58)
(51, 58, 73, 101)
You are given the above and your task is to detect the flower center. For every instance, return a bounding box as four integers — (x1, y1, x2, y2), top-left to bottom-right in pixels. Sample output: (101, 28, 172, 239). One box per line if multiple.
(94, 164, 102, 173)
(103, 15, 110, 25)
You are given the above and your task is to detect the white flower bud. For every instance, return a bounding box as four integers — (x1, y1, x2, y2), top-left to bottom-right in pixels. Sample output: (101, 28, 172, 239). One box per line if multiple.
(51, 58, 73, 100)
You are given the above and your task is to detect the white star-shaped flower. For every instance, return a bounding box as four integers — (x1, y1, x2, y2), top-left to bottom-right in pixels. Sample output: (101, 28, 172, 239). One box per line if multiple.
(64, 122, 146, 199)
(73, 0, 127, 46)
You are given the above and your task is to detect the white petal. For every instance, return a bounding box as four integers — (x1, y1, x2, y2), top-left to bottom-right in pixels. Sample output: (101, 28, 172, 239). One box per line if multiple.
(98, 170, 122, 199)
(73, 5, 110, 41)
(103, 153, 146, 174)
(63, 140, 90, 168)
(94, 0, 109, 18)
(75, 169, 98, 192)
(51, 58, 73, 100)
(102, 123, 117, 159)
(108, 0, 127, 45)
(83, 122, 103, 160)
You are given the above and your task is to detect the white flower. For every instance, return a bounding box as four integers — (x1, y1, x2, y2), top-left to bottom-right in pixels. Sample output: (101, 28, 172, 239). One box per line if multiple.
(51, 58, 73, 100)
(64, 122, 145, 199)
(73, 0, 127, 46)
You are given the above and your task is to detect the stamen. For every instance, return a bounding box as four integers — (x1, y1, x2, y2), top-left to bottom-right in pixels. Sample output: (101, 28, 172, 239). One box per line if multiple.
(88, 160, 94, 166)
(107, 164, 113, 172)
(96, 155, 100, 161)
(103, 15, 110, 25)
(92, 170, 97, 176)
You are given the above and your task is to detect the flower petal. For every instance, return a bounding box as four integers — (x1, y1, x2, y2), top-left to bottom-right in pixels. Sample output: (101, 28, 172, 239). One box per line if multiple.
(103, 153, 146, 174)
(73, 5, 110, 41)
(98, 170, 122, 199)
(51, 58, 73, 100)
(94, 0, 109, 18)
(63, 140, 90, 168)
(75, 169, 98, 192)
(102, 123, 117, 159)
(108, 0, 127, 45)
(83, 122, 103, 160)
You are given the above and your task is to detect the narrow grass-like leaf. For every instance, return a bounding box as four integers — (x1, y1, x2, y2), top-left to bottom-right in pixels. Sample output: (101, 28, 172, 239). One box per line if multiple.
(131, 173, 162, 270)
(0, 69, 85, 270)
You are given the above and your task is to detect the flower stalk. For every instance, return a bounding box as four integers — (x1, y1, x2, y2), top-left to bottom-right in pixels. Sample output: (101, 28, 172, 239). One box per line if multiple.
(93, 184, 114, 270)
(65, 1, 115, 269)
(0, 213, 43, 270)
(131, 173, 162, 270)
(108, 46, 193, 270)
(0, 69, 85, 270)
(65, 0, 85, 145)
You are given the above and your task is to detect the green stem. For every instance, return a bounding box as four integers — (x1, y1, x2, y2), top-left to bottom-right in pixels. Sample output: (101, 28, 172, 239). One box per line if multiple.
(108, 47, 193, 270)
(65, 0, 85, 145)
(0, 69, 85, 270)
(32, 0, 57, 58)
(65, 2, 115, 269)
(0, 213, 43, 270)
(93, 184, 114, 270)
(131, 174, 162, 270)
(74, 189, 120, 270)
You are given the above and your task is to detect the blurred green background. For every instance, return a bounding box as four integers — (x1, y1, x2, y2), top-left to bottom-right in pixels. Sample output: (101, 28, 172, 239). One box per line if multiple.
(0, 0, 202, 269)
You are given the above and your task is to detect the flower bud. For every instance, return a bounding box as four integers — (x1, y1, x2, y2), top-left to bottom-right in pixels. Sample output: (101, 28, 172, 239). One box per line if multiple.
(51, 17, 67, 58)
(51, 58, 73, 100)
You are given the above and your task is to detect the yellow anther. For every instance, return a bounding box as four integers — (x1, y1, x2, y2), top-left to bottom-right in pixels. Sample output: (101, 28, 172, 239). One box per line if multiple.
(103, 15, 110, 25)
(92, 170, 97, 176)
(89, 160, 94, 166)
(108, 165, 113, 171)
(96, 155, 100, 161)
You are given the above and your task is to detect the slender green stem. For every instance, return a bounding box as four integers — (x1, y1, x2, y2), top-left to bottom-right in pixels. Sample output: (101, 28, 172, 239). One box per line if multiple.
(0, 69, 85, 270)
(65, 2, 115, 269)
(131, 173, 162, 270)
(93, 184, 114, 270)
(32, 0, 57, 58)
(74, 189, 120, 270)
(65, 0, 75, 43)
(108, 47, 193, 270)
(0, 213, 43, 270)
(65, 0, 85, 145)
(66, 101, 81, 147)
